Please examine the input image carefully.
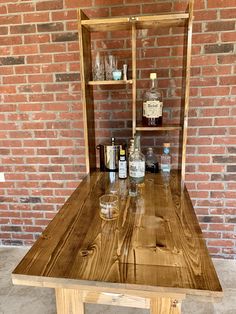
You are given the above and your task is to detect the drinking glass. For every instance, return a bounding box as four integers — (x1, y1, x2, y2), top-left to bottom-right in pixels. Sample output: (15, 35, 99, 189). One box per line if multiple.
(105, 55, 117, 80)
(93, 52, 105, 81)
(99, 194, 119, 220)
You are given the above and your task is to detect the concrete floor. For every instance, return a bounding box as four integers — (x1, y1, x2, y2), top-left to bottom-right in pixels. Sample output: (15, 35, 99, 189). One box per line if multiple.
(0, 247, 235, 314)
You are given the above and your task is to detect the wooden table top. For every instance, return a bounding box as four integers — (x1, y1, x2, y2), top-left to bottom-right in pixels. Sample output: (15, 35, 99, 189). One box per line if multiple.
(12, 170, 222, 297)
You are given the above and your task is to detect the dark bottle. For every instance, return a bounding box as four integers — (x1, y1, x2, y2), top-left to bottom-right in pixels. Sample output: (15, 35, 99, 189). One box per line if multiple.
(145, 147, 159, 173)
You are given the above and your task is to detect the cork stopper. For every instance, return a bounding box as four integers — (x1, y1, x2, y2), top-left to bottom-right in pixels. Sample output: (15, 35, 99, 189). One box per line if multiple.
(150, 73, 157, 80)
(163, 143, 170, 148)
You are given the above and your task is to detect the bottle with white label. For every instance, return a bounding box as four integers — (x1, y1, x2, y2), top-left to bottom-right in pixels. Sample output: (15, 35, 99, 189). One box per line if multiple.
(129, 148, 145, 184)
(142, 73, 163, 127)
(118, 149, 127, 179)
(160, 143, 171, 172)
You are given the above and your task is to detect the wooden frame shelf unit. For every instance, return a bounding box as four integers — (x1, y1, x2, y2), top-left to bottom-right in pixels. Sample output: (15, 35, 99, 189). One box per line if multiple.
(78, 0, 194, 185)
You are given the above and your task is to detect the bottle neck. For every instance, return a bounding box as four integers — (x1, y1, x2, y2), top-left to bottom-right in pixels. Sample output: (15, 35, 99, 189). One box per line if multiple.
(151, 78, 156, 90)
(163, 147, 170, 155)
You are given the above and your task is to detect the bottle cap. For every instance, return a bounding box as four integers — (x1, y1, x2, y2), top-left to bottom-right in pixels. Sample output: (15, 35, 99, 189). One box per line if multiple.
(163, 143, 170, 147)
(147, 147, 153, 151)
(120, 149, 125, 155)
(150, 73, 157, 80)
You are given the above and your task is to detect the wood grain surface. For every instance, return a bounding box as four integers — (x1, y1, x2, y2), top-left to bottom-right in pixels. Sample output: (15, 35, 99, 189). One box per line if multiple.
(12, 171, 222, 297)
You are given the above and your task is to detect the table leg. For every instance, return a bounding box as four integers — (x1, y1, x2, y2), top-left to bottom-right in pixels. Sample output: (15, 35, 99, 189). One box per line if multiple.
(55, 288, 84, 314)
(150, 297, 182, 314)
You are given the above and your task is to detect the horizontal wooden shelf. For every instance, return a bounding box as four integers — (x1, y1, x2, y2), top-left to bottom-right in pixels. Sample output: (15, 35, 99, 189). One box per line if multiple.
(88, 79, 133, 86)
(136, 125, 182, 131)
(81, 13, 189, 32)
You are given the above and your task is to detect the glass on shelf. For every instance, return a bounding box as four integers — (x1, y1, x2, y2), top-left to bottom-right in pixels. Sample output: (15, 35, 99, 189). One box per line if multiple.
(105, 54, 117, 80)
(93, 52, 105, 81)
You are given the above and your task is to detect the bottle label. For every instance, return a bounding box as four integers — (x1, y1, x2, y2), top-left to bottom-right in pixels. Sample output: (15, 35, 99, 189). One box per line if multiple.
(143, 100, 163, 118)
(129, 161, 145, 178)
(119, 161, 127, 179)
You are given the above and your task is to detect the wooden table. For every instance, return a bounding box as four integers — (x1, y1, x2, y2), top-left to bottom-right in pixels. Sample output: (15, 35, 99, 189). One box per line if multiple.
(12, 171, 222, 314)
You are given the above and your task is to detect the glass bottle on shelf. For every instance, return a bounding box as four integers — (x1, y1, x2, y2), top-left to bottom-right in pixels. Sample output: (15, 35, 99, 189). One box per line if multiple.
(145, 147, 159, 173)
(160, 143, 171, 173)
(142, 73, 163, 127)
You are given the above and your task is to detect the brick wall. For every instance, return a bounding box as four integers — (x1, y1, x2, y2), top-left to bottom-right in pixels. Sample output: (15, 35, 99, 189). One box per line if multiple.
(0, 0, 235, 259)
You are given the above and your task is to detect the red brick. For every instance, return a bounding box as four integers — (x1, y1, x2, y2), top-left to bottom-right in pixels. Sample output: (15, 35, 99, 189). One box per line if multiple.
(205, 21, 235, 32)
(0, 36, 22, 46)
(221, 32, 236, 42)
(220, 8, 236, 19)
(23, 12, 49, 23)
(208, 240, 234, 247)
(198, 165, 225, 172)
(192, 33, 219, 44)
(0, 15, 21, 25)
(13, 45, 38, 55)
(36, 0, 63, 11)
(194, 10, 217, 21)
(215, 117, 236, 126)
(27, 54, 52, 64)
(66, 0, 93, 7)
(143, 3, 172, 14)
(220, 76, 236, 86)
(51, 10, 77, 21)
(111, 5, 140, 16)
(40, 43, 66, 53)
(8, 3, 34, 13)
(192, 55, 217, 66)
(201, 87, 230, 96)
(28, 74, 53, 83)
(15, 65, 40, 75)
(24, 34, 50, 44)
(202, 65, 232, 76)
(0, 5, 7, 14)
(208, 0, 236, 8)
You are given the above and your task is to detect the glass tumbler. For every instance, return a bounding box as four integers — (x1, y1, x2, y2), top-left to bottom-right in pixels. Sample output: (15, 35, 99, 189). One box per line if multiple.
(99, 194, 119, 221)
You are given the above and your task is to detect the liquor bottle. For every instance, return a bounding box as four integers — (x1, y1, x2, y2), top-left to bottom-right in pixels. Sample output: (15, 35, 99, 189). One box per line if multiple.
(145, 147, 159, 173)
(160, 143, 171, 172)
(142, 73, 163, 127)
(118, 149, 127, 179)
(129, 136, 145, 185)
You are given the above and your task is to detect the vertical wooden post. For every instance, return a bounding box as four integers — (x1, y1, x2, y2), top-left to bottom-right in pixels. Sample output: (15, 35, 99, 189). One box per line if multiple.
(131, 21, 137, 137)
(181, 0, 194, 186)
(78, 9, 96, 173)
(55, 288, 84, 314)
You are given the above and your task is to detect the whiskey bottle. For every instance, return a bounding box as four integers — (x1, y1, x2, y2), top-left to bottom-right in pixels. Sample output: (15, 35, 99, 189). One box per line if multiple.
(142, 73, 163, 127)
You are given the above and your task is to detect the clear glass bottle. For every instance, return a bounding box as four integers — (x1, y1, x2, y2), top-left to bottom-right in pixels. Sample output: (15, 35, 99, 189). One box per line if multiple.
(129, 135, 145, 196)
(145, 147, 159, 173)
(160, 143, 171, 172)
(142, 73, 163, 127)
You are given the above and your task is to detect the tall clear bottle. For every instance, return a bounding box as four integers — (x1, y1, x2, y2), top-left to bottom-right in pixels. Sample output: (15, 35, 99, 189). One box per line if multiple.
(129, 136, 145, 196)
(160, 143, 171, 173)
(142, 73, 163, 127)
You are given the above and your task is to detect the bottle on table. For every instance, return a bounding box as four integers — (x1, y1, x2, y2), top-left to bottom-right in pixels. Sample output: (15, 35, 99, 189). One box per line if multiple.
(145, 147, 159, 173)
(160, 143, 171, 173)
(142, 73, 163, 127)
(118, 149, 127, 179)
(129, 136, 145, 196)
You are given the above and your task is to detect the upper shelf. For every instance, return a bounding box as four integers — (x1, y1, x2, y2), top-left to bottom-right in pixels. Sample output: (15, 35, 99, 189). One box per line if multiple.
(136, 125, 182, 132)
(81, 13, 189, 32)
(88, 79, 133, 86)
